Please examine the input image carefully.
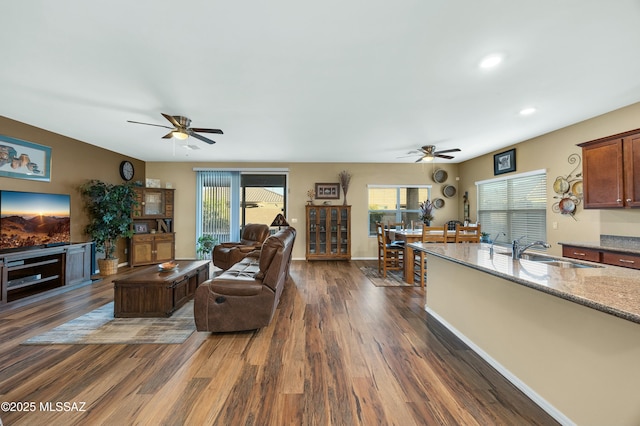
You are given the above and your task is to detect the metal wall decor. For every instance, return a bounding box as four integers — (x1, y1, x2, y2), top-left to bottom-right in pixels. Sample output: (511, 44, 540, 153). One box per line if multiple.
(552, 153, 583, 219)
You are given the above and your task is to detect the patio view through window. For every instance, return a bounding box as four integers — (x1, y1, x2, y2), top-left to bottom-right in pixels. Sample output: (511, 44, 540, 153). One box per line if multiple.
(367, 185, 431, 236)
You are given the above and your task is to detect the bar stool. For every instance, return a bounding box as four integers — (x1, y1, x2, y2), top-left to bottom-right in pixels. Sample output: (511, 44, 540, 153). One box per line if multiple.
(414, 225, 447, 287)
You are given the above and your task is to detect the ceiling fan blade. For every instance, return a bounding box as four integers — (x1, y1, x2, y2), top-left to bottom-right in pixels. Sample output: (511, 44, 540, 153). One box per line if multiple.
(190, 128, 224, 134)
(161, 113, 181, 128)
(435, 154, 455, 159)
(189, 131, 216, 145)
(127, 120, 174, 130)
(434, 148, 461, 154)
(162, 131, 174, 139)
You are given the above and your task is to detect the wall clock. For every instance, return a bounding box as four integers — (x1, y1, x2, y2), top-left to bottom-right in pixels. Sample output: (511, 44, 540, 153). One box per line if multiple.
(119, 160, 134, 181)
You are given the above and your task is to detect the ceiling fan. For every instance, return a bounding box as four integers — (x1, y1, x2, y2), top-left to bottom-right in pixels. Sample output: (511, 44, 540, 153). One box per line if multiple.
(405, 145, 461, 162)
(127, 113, 223, 145)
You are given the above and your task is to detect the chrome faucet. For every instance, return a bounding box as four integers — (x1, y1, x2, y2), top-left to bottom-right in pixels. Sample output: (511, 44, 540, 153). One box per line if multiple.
(513, 238, 551, 260)
(489, 232, 506, 256)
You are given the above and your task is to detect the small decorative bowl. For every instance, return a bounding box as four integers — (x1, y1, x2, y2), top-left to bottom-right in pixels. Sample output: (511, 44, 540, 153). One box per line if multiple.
(158, 261, 177, 271)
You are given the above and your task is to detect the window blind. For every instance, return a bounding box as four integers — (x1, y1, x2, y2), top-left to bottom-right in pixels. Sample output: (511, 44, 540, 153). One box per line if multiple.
(477, 171, 547, 245)
(196, 171, 240, 244)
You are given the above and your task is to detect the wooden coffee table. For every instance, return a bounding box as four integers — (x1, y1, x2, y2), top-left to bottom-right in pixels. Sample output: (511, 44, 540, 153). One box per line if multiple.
(113, 260, 210, 318)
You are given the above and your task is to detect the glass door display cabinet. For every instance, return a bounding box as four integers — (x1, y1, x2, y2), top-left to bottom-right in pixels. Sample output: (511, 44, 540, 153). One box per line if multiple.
(306, 205, 351, 260)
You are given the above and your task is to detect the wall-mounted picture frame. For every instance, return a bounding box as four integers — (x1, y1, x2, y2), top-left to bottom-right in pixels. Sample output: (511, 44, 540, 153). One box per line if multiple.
(0, 134, 52, 181)
(494, 148, 516, 175)
(134, 223, 149, 233)
(315, 183, 340, 199)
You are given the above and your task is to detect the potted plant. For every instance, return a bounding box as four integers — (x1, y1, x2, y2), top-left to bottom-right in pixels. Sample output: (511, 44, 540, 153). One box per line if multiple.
(419, 200, 435, 226)
(481, 232, 491, 243)
(79, 179, 138, 275)
(196, 234, 218, 260)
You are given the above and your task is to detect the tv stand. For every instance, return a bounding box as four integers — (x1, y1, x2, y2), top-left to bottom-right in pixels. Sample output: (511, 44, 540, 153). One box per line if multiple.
(0, 243, 93, 304)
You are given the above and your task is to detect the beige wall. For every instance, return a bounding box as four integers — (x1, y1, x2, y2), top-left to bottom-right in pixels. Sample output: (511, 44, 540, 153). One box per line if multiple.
(146, 162, 461, 260)
(0, 116, 145, 262)
(458, 102, 640, 256)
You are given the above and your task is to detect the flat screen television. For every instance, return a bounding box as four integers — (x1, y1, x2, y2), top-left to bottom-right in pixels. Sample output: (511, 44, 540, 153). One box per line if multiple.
(0, 190, 71, 252)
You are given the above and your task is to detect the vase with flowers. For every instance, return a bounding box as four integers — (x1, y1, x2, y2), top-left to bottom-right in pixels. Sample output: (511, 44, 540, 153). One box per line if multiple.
(306, 189, 316, 205)
(419, 199, 434, 226)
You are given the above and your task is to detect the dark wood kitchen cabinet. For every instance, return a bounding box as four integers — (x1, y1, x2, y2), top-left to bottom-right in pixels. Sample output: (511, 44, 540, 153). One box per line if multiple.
(578, 129, 640, 208)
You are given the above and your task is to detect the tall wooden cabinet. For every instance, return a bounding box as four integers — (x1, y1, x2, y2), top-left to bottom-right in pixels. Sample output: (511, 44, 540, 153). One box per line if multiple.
(130, 187, 175, 266)
(579, 129, 640, 208)
(305, 205, 351, 261)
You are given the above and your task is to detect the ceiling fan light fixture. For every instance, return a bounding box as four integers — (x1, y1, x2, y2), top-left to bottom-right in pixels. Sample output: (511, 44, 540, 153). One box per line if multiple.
(421, 154, 435, 162)
(173, 130, 189, 140)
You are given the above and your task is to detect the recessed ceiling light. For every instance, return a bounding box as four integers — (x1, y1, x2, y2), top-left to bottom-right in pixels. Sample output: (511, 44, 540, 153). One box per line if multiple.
(479, 54, 503, 69)
(520, 107, 537, 116)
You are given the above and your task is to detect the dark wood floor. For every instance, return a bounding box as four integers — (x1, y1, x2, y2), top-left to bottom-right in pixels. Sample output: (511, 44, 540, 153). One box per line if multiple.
(0, 260, 558, 425)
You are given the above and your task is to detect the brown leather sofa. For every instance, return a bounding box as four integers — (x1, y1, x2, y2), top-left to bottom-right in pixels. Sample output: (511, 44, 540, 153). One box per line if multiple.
(212, 223, 271, 270)
(194, 227, 296, 332)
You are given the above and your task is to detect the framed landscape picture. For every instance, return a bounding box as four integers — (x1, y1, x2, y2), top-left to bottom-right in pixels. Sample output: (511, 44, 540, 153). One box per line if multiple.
(0, 134, 51, 181)
(494, 149, 516, 175)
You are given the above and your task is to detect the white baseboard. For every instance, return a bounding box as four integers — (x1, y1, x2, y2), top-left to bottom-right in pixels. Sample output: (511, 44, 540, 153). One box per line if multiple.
(425, 307, 574, 426)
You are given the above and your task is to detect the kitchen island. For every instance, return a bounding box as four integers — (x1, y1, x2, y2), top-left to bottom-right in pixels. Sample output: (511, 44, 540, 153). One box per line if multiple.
(410, 242, 640, 426)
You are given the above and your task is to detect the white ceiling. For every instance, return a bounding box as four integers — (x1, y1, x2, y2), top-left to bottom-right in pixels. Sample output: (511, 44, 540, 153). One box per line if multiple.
(2, 1, 640, 164)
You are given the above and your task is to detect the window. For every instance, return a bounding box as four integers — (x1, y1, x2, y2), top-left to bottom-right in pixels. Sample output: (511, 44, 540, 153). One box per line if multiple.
(367, 185, 431, 235)
(476, 170, 547, 246)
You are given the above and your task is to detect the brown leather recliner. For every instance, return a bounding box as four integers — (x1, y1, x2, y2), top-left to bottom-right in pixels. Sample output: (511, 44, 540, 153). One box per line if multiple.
(194, 227, 296, 332)
(212, 223, 271, 270)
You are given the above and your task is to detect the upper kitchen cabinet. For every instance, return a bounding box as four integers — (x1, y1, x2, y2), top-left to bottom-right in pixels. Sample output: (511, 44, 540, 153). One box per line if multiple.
(578, 129, 640, 208)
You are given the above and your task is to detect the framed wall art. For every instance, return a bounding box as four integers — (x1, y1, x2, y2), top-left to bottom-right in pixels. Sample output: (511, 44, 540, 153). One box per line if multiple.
(315, 183, 340, 200)
(494, 148, 516, 175)
(0, 134, 52, 181)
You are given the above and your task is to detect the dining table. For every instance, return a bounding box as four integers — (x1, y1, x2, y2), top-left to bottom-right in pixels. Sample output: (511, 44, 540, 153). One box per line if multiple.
(386, 229, 454, 284)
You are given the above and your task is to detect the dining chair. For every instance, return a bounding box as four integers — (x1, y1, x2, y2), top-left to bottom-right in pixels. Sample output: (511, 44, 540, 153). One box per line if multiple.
(414, 225, 447, 287)
(376, 222, 404, 278)
(454, 223, 481, 243)
(385, 220, 406, 246)
(387, 220, 405, 231)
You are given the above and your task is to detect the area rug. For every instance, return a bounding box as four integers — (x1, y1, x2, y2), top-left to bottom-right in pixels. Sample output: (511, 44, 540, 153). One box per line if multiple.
(23, 301, 195, 345)
(359, 265, 416, 287)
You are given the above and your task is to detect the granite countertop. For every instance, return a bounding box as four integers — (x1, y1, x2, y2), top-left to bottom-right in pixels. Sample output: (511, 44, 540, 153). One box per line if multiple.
(409, 242, 640, 324)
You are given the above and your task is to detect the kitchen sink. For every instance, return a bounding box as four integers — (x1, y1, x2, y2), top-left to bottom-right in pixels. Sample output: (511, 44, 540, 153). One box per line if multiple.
(497, 251, 601, 268)
(528, 259, 597, 269)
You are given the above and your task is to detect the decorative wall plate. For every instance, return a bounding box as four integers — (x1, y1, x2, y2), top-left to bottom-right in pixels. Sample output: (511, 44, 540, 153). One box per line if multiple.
(443, 185, 457, 198)
(433, 198, 445, 209)
(571, 181, 583, 197)
(553, 177, 569, 194)
(559, 197, 576, 215)
(432, 169, 448, 183)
